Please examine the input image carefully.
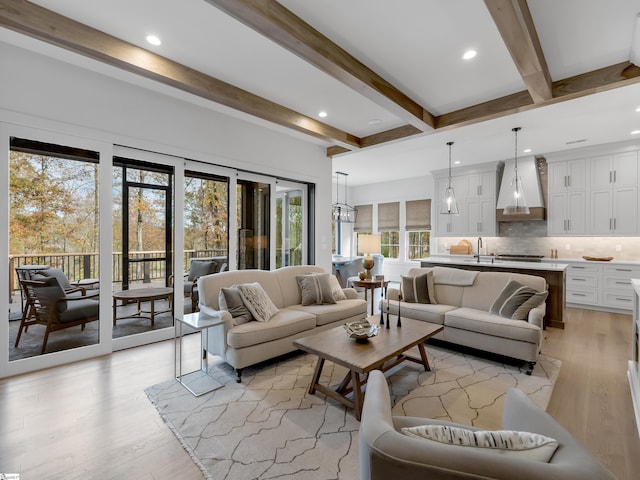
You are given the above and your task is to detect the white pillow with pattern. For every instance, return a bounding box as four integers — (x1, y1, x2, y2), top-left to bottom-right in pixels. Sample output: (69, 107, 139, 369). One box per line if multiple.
(236, 282, 279, 322)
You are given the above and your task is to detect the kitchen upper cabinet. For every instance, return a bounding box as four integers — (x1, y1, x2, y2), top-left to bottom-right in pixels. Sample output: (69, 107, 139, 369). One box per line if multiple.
(547, 158, 587, 236)
(465, 172, 495, 199)
(434, 166, 497, 237)
(548, 191, 586, 235)
(589, 151, 639, 235)
(548, 159, 586, 193)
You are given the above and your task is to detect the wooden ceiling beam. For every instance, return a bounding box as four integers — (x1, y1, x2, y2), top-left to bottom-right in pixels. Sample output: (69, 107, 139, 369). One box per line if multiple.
(204, 0, 436, 131)
(485, 0, 552, 103)
(436, 61, 640, 131)
(0, 0, 360, 149)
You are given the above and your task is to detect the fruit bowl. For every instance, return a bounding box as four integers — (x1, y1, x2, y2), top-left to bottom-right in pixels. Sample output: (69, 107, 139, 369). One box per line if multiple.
(344, 320, 378, 342)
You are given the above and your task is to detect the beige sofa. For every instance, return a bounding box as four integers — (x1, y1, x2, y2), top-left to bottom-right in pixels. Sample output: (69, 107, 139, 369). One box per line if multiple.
(383, 267, 546, 373)
(198, 265, 367, 381)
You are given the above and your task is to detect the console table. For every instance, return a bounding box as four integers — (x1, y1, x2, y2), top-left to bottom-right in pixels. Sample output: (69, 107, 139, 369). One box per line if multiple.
(175, 311, 225, 396)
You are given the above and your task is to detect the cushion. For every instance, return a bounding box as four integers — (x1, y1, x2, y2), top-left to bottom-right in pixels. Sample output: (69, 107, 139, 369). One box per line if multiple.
(236, 282, 280, 322)
(296, 273, 337, 306)
(490, 280, 548, 320)
(401, 271, 436, 304)
(188, 260, 217, 282)
(400, 425, 559, 462)
(39, 268, 73, 290)
(219, 287, 253, 325)
(36, 276, 68, 312)
(329, 274, 347, 301)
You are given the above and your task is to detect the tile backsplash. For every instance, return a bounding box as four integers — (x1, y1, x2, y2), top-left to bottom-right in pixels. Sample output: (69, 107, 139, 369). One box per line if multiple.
(436, 231, 640, 260)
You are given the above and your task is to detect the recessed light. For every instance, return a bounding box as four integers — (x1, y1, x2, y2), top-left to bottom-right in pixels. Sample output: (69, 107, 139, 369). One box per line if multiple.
(454, 161, 461, 165)
(636, 106, 640, 112)
(368, 118, 382, 126)
(632, 130, 640, 135)
(318, 111, 328, 118)
(523, 148, 532, 153)
(146, 35, 161, 46)
(463, 50, 477, 60)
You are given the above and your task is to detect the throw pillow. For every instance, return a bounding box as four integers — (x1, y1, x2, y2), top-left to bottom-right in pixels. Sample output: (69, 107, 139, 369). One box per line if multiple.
(329, 274, 347, 301)
(490, 280, 548, 320)
(296, 273, 338, 305)
(400, 425, 559, 463)
(236, 282, 280, 322)
(400, 271, 435, 304)
(219, 287, 253, 325)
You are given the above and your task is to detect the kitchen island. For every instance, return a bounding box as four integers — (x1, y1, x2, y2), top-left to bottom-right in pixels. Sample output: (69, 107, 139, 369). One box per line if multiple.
(421, 256, 568, 329)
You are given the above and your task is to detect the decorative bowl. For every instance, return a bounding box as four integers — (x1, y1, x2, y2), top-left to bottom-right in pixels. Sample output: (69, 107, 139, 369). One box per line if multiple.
(344, 320, 378, 342)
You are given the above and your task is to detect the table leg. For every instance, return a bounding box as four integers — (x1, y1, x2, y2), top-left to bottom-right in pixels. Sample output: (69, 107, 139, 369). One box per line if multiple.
(417, 342, 431, 371)
(370, 286, 375, 316)
(309, 357, 325, 394)
(351, 371, 364, 421)
(150, 298, 155, 326)
(113, 297, 117, 326)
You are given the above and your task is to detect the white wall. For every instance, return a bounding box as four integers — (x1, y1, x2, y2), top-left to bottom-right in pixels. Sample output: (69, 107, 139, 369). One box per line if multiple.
(337, 174, 435, 281)
(0, 41, 334, 270)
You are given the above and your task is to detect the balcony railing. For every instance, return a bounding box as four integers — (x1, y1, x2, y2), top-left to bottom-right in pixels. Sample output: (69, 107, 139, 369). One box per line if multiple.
(8, 249, 227, 295)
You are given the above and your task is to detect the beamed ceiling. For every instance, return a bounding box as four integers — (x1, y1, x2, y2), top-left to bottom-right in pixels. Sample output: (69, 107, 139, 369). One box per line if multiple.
(1, 0, 640, 185)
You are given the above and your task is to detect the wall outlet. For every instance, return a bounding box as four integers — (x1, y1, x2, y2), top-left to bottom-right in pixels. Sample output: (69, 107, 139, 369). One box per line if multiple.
(565, 243, 571, 250)
(616, 244, 622, 252)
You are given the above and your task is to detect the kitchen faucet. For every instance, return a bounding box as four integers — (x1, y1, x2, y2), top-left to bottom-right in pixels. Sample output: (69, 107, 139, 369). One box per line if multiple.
(477, 237, 483, 263)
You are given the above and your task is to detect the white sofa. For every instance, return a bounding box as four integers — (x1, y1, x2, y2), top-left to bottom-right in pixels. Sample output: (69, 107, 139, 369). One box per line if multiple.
(383, 267, 547, 373)
(198, 265, 367, 381)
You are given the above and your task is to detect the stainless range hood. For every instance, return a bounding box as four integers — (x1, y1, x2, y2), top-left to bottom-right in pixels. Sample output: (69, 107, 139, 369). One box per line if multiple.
(496, 156, 545, 221)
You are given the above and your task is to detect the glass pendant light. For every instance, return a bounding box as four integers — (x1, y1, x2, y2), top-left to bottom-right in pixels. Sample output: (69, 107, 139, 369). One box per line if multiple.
(440, 141, 459, 215)
(503, 127, 530, 215)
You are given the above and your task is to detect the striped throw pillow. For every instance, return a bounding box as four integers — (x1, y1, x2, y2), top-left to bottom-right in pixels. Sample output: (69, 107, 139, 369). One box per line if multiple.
(401, 425, 558, 462)
(296, 273, 337, 306)
(490, 280, 548, 320)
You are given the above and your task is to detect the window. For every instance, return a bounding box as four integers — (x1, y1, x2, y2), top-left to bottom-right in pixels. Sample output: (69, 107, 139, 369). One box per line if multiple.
(405, 199, 431, 261)
(407, 231, 430, 259)
(381, 231, 400, 258)
(378, 202, 399, 259)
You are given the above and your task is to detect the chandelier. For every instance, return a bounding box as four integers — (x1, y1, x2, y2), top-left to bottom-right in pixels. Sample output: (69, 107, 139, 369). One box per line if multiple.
(331, 171, 357, 223)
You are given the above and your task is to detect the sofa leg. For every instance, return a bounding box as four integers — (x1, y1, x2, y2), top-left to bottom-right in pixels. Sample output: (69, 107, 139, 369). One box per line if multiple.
(526, 362, 535, 375)
(236, 368, 243, 383)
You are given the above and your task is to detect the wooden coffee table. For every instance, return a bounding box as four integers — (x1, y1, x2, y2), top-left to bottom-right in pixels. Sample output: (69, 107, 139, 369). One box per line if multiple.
(293, 317, 443, 420)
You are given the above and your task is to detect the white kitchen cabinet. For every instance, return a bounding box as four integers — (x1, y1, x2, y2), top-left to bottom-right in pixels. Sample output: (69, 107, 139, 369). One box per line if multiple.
(589, 151, 639, 235)
(465, 198, 495, 235)
(564, 263, 600, 306)
(552, 259, 640, 312)
(601, 264, 640, 310)
(434, 165, 497, 237)
(548, 159, 586, 193)
(547, 158, 587, 236)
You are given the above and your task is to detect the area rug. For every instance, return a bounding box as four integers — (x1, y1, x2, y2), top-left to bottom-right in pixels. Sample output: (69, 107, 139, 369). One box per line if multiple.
(145, 344, 561, 480)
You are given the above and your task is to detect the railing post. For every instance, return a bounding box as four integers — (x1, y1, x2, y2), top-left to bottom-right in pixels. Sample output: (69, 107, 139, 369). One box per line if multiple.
(143, 255, 150, 283)
(83, 254, 91, 279)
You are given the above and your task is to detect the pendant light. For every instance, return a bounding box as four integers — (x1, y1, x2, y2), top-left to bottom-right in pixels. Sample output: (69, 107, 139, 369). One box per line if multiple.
(503, 127, 530, 215)
(440, 141, 459, 215)
(331, 171, 357, 223)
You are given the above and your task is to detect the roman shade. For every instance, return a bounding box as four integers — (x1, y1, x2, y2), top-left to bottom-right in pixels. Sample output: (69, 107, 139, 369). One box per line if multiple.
(406, 199, 432, 230)
(378, 202, 399, 231)
(354, 204, 373, 232)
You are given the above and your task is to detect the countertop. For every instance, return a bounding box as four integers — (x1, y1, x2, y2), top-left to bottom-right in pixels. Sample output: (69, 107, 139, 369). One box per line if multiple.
(424, 255, 568, 271)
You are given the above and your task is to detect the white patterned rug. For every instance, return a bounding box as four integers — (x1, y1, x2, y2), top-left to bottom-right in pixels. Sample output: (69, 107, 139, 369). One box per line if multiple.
(145, 344, 560, 480)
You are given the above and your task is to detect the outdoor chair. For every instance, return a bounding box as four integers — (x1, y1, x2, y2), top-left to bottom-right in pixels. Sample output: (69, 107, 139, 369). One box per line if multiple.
(16, 278, 99, 354)
(171, 258, 227, 312)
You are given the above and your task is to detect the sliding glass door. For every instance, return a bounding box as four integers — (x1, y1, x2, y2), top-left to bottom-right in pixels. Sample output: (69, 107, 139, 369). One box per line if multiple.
(275, 181, 307, 268)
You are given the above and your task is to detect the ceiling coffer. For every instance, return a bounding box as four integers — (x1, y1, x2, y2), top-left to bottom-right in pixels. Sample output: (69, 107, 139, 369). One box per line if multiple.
(496, 157, 546, 221)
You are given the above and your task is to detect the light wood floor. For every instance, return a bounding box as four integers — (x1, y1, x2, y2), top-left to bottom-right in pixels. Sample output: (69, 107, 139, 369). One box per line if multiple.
(1, 307, 638, 479)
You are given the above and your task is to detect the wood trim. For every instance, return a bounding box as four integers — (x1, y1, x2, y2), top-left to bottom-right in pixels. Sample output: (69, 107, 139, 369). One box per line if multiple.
(204, 0, 436, 131)
(485, 0, 552, 103)
(0, 0, 360, 148)
(495, 206, 545, 221)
